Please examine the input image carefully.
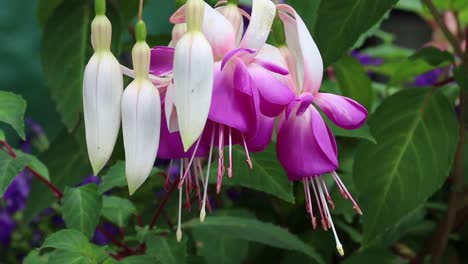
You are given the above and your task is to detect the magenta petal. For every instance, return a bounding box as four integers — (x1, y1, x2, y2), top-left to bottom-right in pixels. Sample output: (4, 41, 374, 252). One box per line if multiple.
(233, 59, 253, 95)
(276, 106, 338, 181)
(209, 65, 256, 133)
(221, 48, 256, 70)
(158, 105, 208, 159)
(314, 93, 368, 129)
(150, 46, 175, 76)
(249, 66, 295, 117)
(254, 58, 289, 75)
(246, 113, 274, 152)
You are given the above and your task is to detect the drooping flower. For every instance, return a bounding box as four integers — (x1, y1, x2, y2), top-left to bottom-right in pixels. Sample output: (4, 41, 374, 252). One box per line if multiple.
(122, 20, 161, 195)
(276, 4, 368, 256)
(164, 0, 294, 222)
(172, 0, 215, 151)
(83, 0, 123, 175)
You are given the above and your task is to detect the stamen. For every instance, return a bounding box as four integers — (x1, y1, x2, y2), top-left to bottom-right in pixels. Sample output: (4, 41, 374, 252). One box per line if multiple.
(179, 137, 201, 187)
(164, 159, 174, 191)
(201, 126, 216, 222)
(217, 124, 225, 194)
(315, 177, 344, 256)
(228, 127, 233, 178)
(320, 177, 335, 209)
(184, 160, 191, 211)
(241, 134, 253, 169)
(332, 171, 362, 215)
(176, 160, 183, 242)
(310, 177, 327, 231)
(303, 178, 317, 229)
(331, 172, 348, 199)
(193, 159, 202, 208)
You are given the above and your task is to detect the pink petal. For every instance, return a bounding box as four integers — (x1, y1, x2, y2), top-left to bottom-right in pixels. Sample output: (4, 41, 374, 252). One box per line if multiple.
(276, 106, 338, 181)
(314, 93, 368, 129)
(150, 46, 175, 76)
(249, 65, 295, 117)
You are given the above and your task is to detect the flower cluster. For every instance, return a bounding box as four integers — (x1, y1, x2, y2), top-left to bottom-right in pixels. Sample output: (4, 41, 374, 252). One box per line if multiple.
(83, 0, 368, 255)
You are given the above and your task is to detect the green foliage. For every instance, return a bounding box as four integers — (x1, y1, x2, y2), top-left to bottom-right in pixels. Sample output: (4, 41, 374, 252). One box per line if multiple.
(98, 161, 127, 194)
(101, 196, 136, 227)
(0, 91, 26, 139)
(354, 88, 458, 244)
(210, 144, 295, 203)
(410, 47, 454, 66)
(454, 66, 468, 91)
(0, 151, 30, 196)
(183, 216, 325, 263)
(62, 184, 102, 238)
(146, 236, 187, 264)
(334, 55, 375, 110)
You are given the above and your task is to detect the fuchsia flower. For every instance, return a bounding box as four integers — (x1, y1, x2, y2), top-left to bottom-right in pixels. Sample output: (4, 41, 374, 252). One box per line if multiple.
(275, 4, 368, 256)
(154, 0, 295, 224)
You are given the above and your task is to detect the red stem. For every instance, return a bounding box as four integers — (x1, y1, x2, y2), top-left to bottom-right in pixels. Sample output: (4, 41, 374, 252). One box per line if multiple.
(97, 226, 135, 254)
(149, 178, 180, 230)
(1, 141, 63, 198)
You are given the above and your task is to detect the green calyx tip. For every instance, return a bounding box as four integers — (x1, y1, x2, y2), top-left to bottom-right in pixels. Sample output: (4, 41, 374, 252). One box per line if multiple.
(135, 20, 147, 42)
(95, 0, 106, 15)
(176, 0, 188, 8)
(227, 0, 239, 5)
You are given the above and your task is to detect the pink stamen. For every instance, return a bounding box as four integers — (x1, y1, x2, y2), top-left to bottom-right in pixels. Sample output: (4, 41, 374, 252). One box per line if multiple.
(193, 159, 202, 208)
(178, 137, 201, 188)
(320, 177, 335, 210)
(332, 171, 362, 215)
(310, 177, 327, 231)
(238, 8, 251, 21)
(332, 172, 348, 199)
(228, 127, 233, 178)
(303, 178, 316, 229)
(217, 124, 225, 194)
(241, 134, 253, 169)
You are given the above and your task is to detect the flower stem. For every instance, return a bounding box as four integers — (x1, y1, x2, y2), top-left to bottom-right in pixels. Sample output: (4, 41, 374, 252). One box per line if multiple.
(138, 0, 144, 21)
(0, 141, 63, 199)
(149, 178, 180, 230)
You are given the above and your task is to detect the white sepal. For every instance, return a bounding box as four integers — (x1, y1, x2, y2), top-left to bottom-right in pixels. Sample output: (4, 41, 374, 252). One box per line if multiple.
(83, 52, 123, 175)
(121, 80, 161, 195)
(173, 32, 214, 151)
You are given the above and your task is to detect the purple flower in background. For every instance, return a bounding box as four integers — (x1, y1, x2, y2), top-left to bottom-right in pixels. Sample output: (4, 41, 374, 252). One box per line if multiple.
(0, 212, 16, 246)
(351, 50, 383, 66)
(414, 68, 444, 86)
(92, 223, 120, 246)
(3, 171, 32, 214)
(80, 175, 102, 186)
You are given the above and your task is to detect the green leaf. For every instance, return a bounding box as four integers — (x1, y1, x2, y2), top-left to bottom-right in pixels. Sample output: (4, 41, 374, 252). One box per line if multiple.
(327, 121, 376, 143)
(41, 229, 92, 254)
(98, 161, 127, 194)
(353, 88, 458, 244)
(62, 184, 102, 238)
(454, 66, 468, 91)
(192, 228, 248, 264)
(48, 250, 93, 264)
(16, 151, 50, 180)
(41, 0, 91, 130)
(183, 216, 325, 264)
(122, 255, 160, 264)
(146, 236, 187, 264)
(286, 0, 322, 36)
(37, 0, 63, 27)
(210, 144, 294, 203)
(410, 47, 454, 66)
(334, 55, 375, 110)
(101, 196, 136, 227)
(0, 91, 27, 139)
(23, 250, 49, 264)
(24, 130, 90, 222)
(342, 248, 400, 264)
(313, 0, 399, 66)
(0, 129, 4, 141)
(0, 151, 31, 196)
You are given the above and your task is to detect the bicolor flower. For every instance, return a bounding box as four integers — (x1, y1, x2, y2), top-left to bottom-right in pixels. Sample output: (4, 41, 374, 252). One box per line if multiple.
(83, 0, 123, 175)
(121, 21, 161, 195)
(276, 4, 368, 256)
(172, 0, 215, 151)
